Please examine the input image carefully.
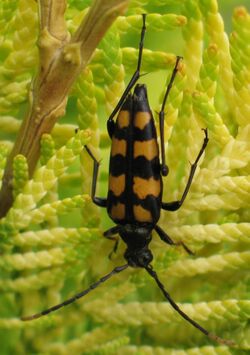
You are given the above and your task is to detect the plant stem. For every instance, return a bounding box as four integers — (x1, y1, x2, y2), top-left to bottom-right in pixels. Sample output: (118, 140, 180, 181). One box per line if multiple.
(0, 0, 129, 217)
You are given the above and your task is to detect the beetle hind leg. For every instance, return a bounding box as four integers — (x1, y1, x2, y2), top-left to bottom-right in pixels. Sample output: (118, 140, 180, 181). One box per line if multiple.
(107, 14, 147, 137)
(159, 56, 182, 176)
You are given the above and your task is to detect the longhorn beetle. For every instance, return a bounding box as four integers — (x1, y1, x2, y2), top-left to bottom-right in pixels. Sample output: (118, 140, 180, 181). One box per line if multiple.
(22, 14, 234, 347)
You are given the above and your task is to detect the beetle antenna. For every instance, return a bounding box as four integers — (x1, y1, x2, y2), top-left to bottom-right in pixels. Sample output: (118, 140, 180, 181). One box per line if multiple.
(21, 264, 129, 321)
(144, 264, 235, 346)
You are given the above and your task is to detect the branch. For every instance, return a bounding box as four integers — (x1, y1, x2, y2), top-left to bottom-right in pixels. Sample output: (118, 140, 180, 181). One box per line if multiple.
(0, 0, 129, 218)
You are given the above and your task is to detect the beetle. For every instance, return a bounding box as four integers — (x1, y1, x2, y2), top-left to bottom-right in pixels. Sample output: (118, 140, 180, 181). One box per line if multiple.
(21, 14, 234, 347)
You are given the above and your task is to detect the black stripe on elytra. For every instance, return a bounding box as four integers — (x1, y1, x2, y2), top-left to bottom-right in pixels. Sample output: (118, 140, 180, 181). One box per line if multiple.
(107, 190, 126, 204)
(113, 127, 129, 140)
(108, 190, 162, 208)
(135, 194, 161, 222)
(107, 192, 161, 225)
(133, 193, 161, 207)
(133, 85, 151, 113)
(113, 117, 157, 141)
(109, 155, 126, 176)
(133, 156, 161, 179)
(133, 120, 157, 141)
(107, 191, 127, 223)
(126, 97, 134, 222)
(120, 94, 133, 111)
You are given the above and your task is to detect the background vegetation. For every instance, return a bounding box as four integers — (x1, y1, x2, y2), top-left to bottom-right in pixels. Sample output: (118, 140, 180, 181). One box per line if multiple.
(0, 0, 249, 353)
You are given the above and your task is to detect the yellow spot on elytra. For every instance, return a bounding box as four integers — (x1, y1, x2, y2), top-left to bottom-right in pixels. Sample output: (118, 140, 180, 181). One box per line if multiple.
(117, 111, 130, 128)
(134, 140, 158, 159)
(133, 205, 152, 222)
(111, 139, 126, 156)
(109, 174, 125, 196)
(110, 203, 125, 220)
(133, 177, 161, 199)
(134, 112, 151, 130)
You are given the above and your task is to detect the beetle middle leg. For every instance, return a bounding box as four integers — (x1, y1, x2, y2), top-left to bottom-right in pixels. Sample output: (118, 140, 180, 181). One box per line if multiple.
(104, 226, 121, 259)
(84, 145, 107, 207)
(154, 225, 194, 255)
(162, 129, 209, 211)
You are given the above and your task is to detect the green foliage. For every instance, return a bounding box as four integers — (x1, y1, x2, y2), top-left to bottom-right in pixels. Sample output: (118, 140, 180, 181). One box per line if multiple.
(0, 0, 249, 353)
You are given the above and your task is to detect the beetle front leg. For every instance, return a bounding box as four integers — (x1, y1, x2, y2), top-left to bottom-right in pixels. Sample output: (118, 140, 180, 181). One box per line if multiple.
(84, 145, 107, 207)
(162, 129, 209, 211)
(103, 226, 121, 259)
(155, 225, 194, 255)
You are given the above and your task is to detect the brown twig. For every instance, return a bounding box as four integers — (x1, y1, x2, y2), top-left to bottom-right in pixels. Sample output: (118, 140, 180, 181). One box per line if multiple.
(0, 0, 129, 217)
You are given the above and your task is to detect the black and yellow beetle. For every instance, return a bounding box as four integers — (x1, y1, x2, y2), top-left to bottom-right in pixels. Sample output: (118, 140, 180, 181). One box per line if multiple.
(22, 14, 234, 347)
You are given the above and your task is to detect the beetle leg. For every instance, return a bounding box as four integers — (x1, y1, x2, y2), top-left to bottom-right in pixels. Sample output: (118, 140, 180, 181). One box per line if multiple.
(104, 226, 121, 259)
(155, 225, 194, 255)
(162, 129, 209, 211)
(159, 56, 182, 176)
(107, 14, 147, 137)
(84, 145, 107, 207)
